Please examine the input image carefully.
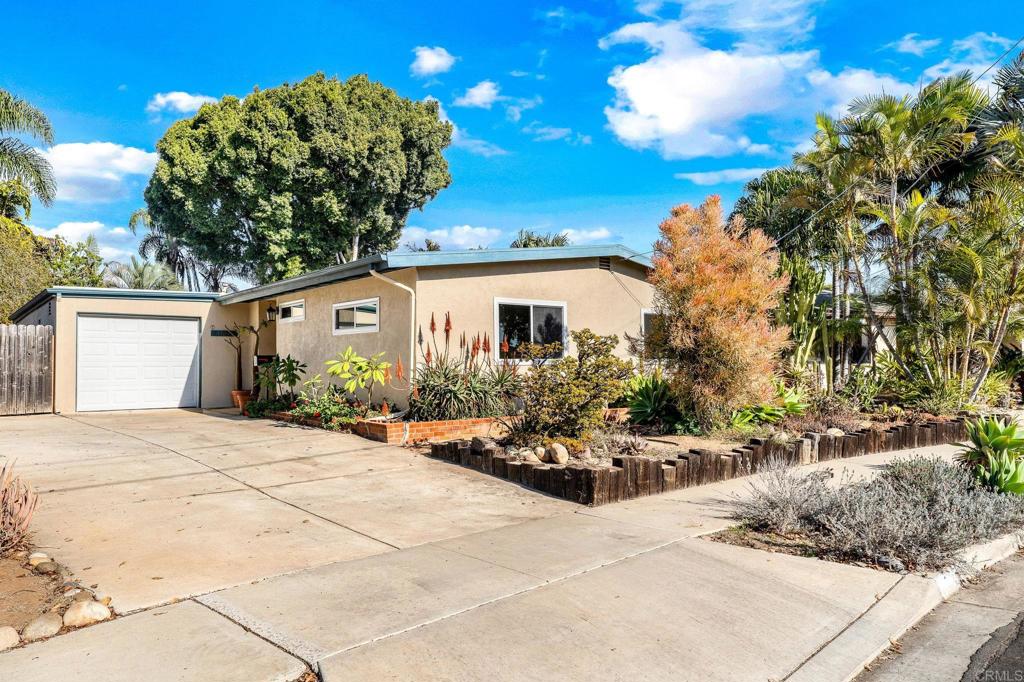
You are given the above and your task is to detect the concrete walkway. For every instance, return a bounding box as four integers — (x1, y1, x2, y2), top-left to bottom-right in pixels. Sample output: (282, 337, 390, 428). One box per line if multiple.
(0, 410, 966, 681)
(858, 552, 1024, 682)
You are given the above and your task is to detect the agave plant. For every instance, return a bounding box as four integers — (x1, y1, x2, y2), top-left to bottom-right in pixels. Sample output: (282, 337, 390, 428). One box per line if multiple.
(1, 462, 38, 556)
(958, 417, 1024, 468)
(975, 451, 1024, 495)
(626, 371, 679, 426)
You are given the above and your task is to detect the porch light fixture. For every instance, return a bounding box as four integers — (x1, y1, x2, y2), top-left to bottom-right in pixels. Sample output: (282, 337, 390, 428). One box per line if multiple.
(265, 305, 278, 323)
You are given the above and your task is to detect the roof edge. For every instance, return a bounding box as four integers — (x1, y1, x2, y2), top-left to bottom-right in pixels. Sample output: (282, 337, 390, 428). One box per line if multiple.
(10, 287, 221, 323)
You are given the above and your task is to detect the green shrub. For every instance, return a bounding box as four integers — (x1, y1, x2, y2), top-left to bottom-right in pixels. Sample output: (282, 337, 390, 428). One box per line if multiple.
(504, 329, 632, 445)
(625, 370, 678, 425)
(326, 347, 390, 413)
(729, 382, 807, 429)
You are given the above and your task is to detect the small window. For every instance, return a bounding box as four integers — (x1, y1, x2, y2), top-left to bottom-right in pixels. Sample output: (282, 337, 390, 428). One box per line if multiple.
(333, 298, 379, 335)
(641, 309, 658, 338)
(495, 299, 566, 360)
(279, 300, 305, 323)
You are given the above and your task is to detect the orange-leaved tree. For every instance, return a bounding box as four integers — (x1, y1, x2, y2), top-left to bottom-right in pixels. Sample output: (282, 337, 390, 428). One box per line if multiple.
(649, 195, 790, 427)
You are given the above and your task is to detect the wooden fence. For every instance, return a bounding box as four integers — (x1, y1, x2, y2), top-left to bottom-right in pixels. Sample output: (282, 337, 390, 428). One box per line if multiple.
(0, 325, 54, 416)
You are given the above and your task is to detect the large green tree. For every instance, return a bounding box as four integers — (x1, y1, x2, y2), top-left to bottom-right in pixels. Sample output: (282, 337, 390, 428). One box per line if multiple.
(144, 73, 453, 283)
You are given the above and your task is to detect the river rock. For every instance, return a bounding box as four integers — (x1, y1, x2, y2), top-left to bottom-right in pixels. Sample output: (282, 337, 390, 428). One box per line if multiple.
(825, 428, 845, 437)
(63, 600, 111, 628)
(33, 561, 59, 576)
(0, 626, 19, 651)
(545, 442, 569, 465)
(21, 613, 61, 641)
(27, 552, 49, 567)
(533, 446, 546, 460)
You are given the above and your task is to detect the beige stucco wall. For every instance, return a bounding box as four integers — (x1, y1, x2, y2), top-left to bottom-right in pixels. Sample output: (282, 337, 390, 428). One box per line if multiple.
(414, 257, 654, 359)
(273, 270, 416, 407)
(51, 296, 257, 413)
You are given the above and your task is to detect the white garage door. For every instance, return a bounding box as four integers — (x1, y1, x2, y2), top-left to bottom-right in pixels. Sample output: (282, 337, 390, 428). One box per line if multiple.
(76, 315, 200, 411)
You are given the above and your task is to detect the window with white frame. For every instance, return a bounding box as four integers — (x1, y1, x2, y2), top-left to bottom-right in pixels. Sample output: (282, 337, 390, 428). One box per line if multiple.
(495, 298, 566, 360)
(279, 299, 305, 323)
(332, 297, 379, 335)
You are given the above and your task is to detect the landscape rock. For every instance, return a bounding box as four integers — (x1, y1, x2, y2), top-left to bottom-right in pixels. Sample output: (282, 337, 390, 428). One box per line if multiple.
(27, 552, 49, 567)
(33, 561, 59, 576)
(825, 428, 845, 437)
(545, 442, 569, 465)
(518, 449, 540, 463)
(62, 600, 112, 628)
(0, 626, 19, 651)
(21, 613, 61, 641)
(533, 446, 546, 460)
(72, 590, 93, 602)
(471, 436, 495, 453)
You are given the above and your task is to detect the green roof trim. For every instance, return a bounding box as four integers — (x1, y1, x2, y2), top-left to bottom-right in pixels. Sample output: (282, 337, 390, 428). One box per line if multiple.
(10, 287, 221, 322)
(219, 244, 651, 304)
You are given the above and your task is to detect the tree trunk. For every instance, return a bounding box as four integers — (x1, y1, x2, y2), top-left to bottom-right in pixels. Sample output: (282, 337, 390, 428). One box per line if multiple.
(969, 242, 1023, 402)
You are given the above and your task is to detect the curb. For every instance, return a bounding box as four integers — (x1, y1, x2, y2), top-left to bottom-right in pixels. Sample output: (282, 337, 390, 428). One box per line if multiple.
(784, 532, 1024, 682)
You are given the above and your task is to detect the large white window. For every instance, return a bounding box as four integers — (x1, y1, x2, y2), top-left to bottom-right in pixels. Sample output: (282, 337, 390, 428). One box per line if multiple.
(333, 297, 379, 335)
(279, 299, 305, 323)
(494, 298, 567, 360)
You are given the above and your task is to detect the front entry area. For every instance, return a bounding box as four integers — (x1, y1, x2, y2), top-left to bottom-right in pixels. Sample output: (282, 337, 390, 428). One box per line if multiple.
(75, 315, 200, 411)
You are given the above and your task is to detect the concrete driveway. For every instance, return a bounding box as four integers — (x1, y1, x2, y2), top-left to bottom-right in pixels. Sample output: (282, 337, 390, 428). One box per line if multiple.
(1, 411, 968, 681)
(7, 410, 569, 613)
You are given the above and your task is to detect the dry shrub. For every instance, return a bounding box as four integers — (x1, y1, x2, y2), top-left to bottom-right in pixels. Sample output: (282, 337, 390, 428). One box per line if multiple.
(730, 456, 1024, 571)
(1, 462, 38, 556)
(648, 196, 790, 427)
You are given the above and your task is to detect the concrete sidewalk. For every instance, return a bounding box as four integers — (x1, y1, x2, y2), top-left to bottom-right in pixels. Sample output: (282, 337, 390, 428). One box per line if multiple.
(0, 410, 967, 681)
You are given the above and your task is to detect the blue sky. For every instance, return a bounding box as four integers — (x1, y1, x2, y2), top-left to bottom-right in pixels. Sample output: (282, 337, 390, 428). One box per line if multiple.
(3, 0, 1018, 262)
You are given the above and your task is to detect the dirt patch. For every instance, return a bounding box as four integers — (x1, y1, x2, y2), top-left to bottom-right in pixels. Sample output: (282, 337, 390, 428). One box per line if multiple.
(0, 554, 60, 631)
(707, 526, 820, 559)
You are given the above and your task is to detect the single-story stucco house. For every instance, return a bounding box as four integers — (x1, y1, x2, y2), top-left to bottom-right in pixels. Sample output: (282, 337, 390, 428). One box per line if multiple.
(11, 245, 655, 413)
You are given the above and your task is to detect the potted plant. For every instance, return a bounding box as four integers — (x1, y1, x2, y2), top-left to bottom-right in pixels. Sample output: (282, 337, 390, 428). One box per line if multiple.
(221, 324, 251, 411)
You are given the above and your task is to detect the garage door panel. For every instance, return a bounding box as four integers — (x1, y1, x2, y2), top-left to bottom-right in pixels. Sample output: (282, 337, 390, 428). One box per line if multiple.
(76, 316, 200, 411)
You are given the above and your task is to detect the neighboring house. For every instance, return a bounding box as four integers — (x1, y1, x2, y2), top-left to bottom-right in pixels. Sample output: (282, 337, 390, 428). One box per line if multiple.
(11, 245, 654, 413)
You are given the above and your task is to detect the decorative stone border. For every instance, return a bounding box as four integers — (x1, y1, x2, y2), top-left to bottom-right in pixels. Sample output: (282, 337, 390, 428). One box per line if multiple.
(428, 417, 972, 506)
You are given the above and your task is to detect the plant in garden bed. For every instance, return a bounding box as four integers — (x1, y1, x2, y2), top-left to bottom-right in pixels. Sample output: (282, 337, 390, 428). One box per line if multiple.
(502, 329, 632, 449)
(1, 462, 38, 557)
(621, 368, 700, 435)
(408, 312, 521, 421)
(960, 417, 1024, 496)
(289, 376, 361, 430)
(725, 456, 1024, 571)
(326, 347, 391, 416)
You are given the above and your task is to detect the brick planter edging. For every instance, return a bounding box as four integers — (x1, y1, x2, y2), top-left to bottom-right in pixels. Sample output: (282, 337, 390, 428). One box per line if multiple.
(429, 417, 978, 506)
(266, 411, 500, 446)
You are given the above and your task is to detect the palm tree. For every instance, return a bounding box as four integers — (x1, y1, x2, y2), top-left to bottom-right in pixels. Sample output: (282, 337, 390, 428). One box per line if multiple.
(129, 209, 201, 290)
(104, 256, 182, 290)
(0, 90, 56, 205)
(508, 229, 571, 248)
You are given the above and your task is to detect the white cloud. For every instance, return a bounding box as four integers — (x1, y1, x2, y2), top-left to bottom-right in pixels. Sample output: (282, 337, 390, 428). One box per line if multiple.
(600, 21, 815, 159)
(924, 32, 1015, 86)
(505, 96, 543, 122)
(98, 246, 133, 261)
(674, 167, 770, 185)
(885, 33, 941, 57)
(807, 67, 915, 116)
(107, 226, 131, 238)
(642, 0, 820, 46)
(564, 227, 613, 243)
(429, 97, 509, 157)
(410, 46, 457, 77)
(39, 142, 157, 202)
(454, 80, 502, 109)
(31, 221, 105, 242)
(522, 121, 592, 145)
(146, 91, 217, 114)
(402, 225, 504, 250)
(537, 6, 603, 32)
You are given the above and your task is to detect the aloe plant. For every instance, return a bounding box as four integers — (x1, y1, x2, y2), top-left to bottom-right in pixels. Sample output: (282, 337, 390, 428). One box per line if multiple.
(958, 417, 1024, 467)
(975, 451, 1024, 495)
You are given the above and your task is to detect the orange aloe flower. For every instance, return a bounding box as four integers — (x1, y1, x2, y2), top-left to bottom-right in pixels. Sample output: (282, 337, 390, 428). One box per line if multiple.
(395, 355, 405, 381)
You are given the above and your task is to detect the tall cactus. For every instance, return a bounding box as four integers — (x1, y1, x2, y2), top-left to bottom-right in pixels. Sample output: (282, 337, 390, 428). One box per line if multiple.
(777, 254, 826, 372)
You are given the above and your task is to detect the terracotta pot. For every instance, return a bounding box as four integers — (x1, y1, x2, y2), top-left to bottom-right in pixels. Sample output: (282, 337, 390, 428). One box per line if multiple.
(231, 390, 251, 409)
